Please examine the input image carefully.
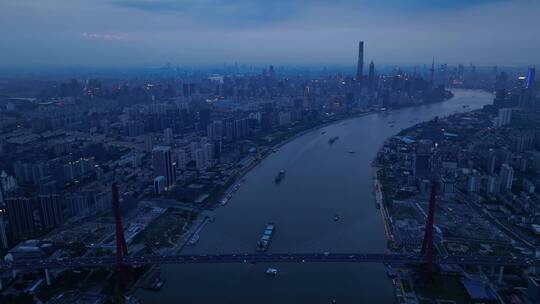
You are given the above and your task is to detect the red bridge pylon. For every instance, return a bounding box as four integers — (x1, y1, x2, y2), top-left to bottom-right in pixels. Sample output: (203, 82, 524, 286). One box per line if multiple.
(112, 183, 128, 302)
(420, 180, 437, 281)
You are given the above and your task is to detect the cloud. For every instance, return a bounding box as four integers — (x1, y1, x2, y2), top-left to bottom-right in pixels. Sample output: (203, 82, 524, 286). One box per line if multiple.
(111, 0, 508, 24)
(82, 32, 130, 41)
(0, 0, 538, 67)
(112, 0, 302, 27)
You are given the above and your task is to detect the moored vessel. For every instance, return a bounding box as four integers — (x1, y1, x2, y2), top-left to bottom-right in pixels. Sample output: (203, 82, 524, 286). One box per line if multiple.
(256, 222, 275, 252)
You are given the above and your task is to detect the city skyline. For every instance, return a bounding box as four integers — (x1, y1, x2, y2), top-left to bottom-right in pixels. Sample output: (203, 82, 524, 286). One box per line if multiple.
(1, 0, 540, 67)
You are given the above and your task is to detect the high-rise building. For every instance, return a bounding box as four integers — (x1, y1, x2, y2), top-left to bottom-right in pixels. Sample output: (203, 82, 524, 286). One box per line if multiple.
(0, 171, 17, 204)
(203, 143, 213, 167)
(213, 140, 222, 160)
(164, 128, 174, 146)
(38, 194, 64, 232)
(177, 149, 188, 170)
(154, 176, 166, 195)
(207, 120, 226, 140)
(190, 141, 200, 160)
(356, 41, 364, 82)
(199, 108, 211, 131)
(368, 61, 375, 91)
(487, 149, 497, 174)
(126, 120, 144, 137)
(368, 61, 375, 97)
(144, 135, 154, 152)
(195, 148, 206, 170)
(278, 111, 292, 126)
(486, 176, 500, 194)
(231, 118, 249, 139)
(14, 161, 44, 185)
(6, 197, 36, 240)
(467, 175, 480, 193)
(520, 67, 536, 109)
(266, 65, 275, 78)
(500, 163, 514, 192)
(303, 86, 312, 110)
(152, 146, 176, 189)
(495, 71, 508, 91)
(496, 108, 512, 127)
(0, 205, 8, 249)
(525, 67, 536, 90)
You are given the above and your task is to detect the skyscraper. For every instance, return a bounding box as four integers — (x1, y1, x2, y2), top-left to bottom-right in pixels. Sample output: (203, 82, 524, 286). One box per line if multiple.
(486, 176, 500, 194)
(520, 67, 537, 109)
(525, 67, 535, 90)
(152, 146, 176, 189)
(154, 176, 166, 195)
(500, 163, 514, 192)
(303, 85, 312, 110)
(496, 108, 512, 127)
(177, 149, 188, 170)
(144, 135, 154, 152)
(6, 197, 36, 239)
(368, 60, 375, 91)
(164, 128, 174, 146)
(0, 205, 8, 249)
(356, 41, 364, 82)
(38, 194, 64, 231)
(195, 148, 206, 170)
(203, 143, 213, 167)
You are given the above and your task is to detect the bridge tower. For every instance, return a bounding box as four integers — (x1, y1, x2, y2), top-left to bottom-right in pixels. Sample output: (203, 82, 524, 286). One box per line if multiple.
(420, 180, 437, 281)
(112, 183, 128, 302)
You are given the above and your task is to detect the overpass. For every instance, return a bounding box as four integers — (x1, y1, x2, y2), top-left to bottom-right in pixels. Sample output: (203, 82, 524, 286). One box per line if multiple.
(2, 252, 538, 271)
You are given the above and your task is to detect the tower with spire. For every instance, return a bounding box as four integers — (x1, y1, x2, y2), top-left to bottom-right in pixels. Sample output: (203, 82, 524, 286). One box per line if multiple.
(356, 41, 364, 83)
(368, 60, 375, 91)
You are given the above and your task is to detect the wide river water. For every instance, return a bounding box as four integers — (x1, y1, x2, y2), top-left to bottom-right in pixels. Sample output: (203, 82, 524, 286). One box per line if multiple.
(137, 89, 494, 303)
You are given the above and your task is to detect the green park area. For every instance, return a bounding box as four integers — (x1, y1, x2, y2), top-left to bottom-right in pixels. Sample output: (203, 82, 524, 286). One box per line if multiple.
(134, 209, 197, 250)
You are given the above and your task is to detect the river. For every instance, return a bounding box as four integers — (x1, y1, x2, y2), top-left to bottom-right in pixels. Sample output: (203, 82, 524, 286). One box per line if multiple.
(136, 89, 494, 304)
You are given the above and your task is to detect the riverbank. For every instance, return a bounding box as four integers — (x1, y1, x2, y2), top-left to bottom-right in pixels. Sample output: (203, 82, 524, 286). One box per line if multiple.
(370, 90, 503, 303)
(372, 171, 395, 247)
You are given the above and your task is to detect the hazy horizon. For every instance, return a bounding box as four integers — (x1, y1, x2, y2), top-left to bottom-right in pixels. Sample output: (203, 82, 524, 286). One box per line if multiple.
(1, 0, 540, 68)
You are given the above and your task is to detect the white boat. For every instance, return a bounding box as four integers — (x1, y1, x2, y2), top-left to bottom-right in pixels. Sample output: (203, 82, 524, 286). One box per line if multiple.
(265, 268, 278, 276)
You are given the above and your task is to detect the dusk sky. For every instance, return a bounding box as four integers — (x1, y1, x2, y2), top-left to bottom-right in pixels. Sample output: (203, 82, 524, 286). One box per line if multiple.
(1, 0, 539, 67)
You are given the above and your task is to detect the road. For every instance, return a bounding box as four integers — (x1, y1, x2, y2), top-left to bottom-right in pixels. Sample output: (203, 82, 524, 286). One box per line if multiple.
(3, 253, 538, 271)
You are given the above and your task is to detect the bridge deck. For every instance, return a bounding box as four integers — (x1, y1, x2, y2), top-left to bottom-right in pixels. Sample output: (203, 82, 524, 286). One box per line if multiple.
(2, 253, 538, 271)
